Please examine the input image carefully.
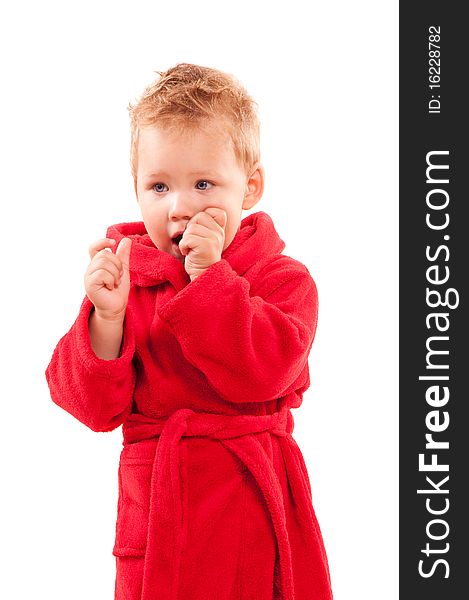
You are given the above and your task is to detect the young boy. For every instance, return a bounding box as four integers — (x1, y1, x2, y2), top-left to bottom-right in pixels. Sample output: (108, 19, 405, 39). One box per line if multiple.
(45, 63, 333, 600)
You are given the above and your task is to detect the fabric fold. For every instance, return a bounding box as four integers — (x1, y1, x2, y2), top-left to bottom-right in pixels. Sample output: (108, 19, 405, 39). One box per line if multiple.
(120, 407, 299, 600)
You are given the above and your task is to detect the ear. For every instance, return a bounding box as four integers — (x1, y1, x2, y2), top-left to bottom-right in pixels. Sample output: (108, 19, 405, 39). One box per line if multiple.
(242, 163, 265, 210)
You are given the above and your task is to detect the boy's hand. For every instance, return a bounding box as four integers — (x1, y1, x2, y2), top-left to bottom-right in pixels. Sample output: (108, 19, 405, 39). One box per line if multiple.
(179, 207, 227, 281)
(84, 237, 132, 321)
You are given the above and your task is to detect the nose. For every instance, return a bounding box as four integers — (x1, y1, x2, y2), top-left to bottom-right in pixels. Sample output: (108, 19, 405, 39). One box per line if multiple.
(168, 192, 195, 222)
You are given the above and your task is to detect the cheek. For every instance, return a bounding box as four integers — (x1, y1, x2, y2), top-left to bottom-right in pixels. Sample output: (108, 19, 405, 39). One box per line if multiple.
(139, 209, 163, 236)
(223, 221, 237, 243)
(140, 202, 164, 222)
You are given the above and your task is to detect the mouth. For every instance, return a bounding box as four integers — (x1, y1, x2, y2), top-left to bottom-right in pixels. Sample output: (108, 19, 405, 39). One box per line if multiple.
(171, 231, 185, 257)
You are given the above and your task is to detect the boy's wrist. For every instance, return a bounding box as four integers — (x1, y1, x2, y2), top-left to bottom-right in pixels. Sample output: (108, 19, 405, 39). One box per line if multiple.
(93, 307, 126, 324)
(190, 271, 204, 282)
(88, 308, 125, 361)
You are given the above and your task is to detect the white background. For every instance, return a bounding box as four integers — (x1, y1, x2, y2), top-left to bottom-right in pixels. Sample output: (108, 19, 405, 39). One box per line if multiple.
(0, 1, 398, 598)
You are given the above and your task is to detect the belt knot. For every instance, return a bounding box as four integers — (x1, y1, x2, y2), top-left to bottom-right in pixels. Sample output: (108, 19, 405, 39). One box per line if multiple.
(122, 405, 294, 446)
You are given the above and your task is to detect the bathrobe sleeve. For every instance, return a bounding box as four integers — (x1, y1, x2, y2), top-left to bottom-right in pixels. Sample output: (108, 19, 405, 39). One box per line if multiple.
(45, 295, 137, 432)
(157, 257, 318, 403)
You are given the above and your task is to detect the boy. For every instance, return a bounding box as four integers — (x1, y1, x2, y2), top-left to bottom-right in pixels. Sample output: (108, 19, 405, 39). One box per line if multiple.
(45, 63, 333, 600)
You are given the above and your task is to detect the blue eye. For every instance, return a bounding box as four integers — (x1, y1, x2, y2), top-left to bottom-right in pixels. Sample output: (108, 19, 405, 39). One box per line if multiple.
(153, 182, 168, 193)
(196, 180, 213, 190)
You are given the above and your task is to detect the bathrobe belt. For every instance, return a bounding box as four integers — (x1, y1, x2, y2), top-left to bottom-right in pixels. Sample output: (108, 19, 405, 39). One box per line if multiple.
(121, 406, 297, 600)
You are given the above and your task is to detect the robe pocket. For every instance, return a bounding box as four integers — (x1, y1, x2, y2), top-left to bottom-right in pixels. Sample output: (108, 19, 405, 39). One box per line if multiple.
(112, 457, 154, 558)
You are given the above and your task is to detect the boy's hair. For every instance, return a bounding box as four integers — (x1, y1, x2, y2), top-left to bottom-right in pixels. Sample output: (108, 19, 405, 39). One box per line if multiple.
(128, 63, 260, 182)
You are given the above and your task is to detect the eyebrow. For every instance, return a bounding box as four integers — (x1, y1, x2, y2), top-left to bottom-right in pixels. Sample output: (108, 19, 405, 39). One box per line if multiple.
(143, 170, 221, 179)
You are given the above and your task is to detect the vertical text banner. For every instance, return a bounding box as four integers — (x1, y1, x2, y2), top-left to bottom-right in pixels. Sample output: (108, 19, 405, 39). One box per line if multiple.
(400, 2, 467, 598)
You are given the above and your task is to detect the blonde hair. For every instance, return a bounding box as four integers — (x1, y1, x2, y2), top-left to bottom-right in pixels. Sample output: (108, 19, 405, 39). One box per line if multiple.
(127, 63, 261, 182)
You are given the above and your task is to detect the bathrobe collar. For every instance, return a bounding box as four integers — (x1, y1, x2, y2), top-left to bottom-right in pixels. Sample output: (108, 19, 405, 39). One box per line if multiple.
(106, 211, 286, 290)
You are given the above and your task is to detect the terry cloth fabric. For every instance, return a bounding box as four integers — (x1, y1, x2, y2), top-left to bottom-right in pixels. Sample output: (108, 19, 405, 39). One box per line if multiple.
(45, 210, 333, 600)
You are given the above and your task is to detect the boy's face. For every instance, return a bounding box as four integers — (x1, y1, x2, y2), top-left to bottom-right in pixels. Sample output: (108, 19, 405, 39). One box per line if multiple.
(134, 121, 262, 262)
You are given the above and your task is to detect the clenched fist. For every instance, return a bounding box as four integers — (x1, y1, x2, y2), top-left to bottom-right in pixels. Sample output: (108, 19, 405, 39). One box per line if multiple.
(179, 207, 227, 281)
(84, 237, 132, 321)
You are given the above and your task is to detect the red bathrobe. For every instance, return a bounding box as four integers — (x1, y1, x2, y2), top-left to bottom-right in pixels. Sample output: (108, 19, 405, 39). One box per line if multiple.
(45, 210, 333, 600)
